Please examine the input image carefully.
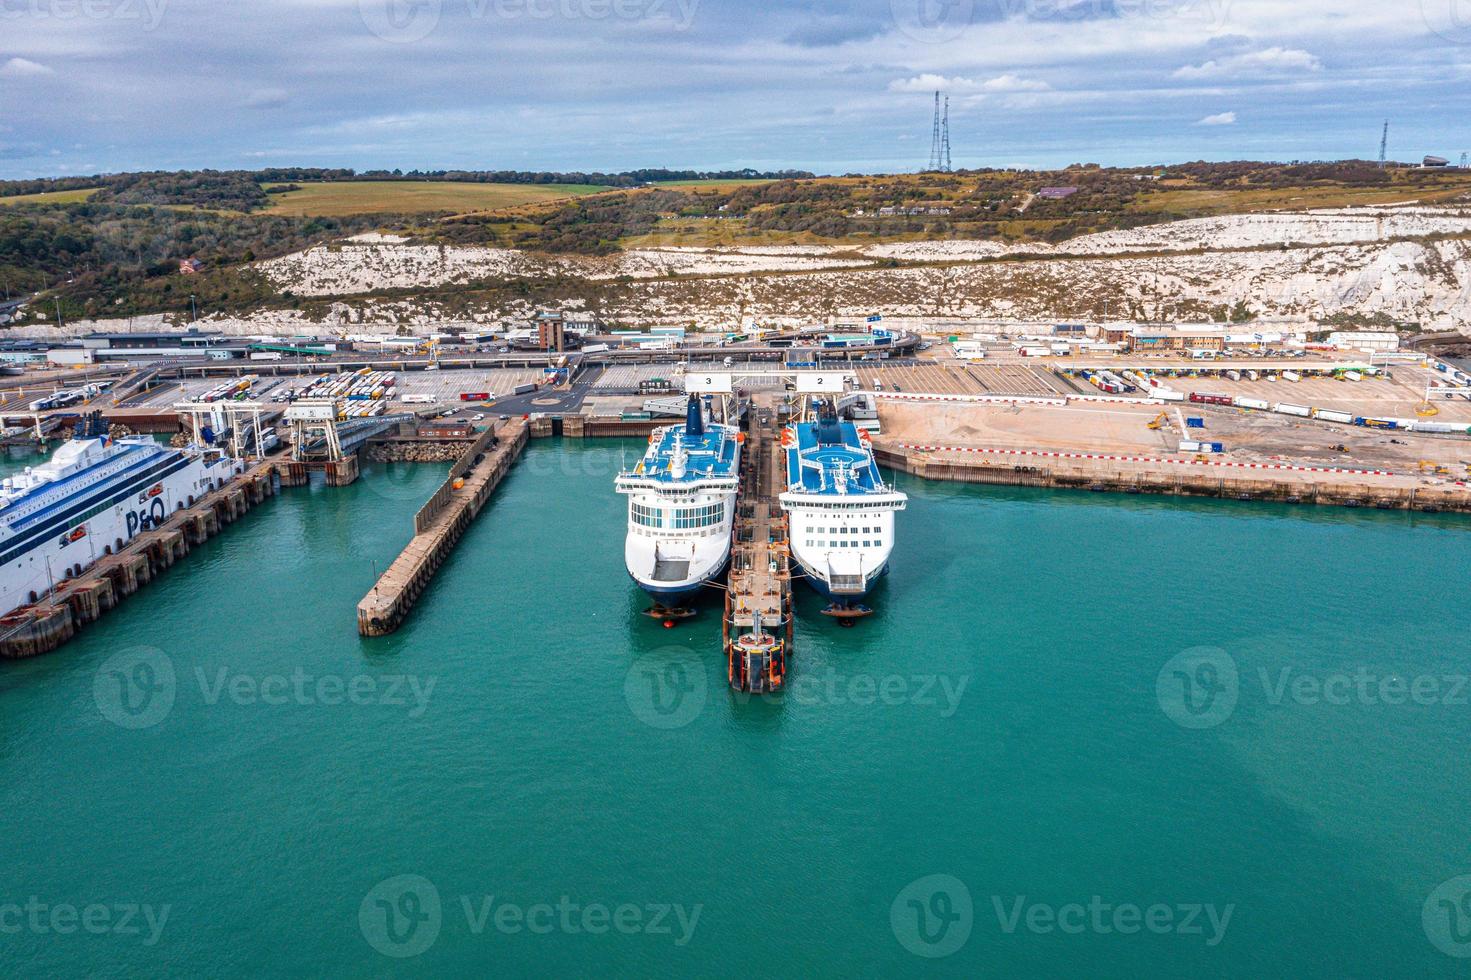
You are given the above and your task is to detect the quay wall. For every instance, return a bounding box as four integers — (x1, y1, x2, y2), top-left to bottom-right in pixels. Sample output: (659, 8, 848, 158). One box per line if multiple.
(874, 446, 1471, 512)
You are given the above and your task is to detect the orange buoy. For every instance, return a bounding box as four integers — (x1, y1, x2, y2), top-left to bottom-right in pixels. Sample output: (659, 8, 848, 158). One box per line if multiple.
(663, 619, 674, 628)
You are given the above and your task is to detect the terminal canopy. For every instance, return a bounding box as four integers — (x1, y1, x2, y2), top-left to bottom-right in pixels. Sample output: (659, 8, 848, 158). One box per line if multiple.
(795, 372, 850, 393)
(684, 373, 733, 393)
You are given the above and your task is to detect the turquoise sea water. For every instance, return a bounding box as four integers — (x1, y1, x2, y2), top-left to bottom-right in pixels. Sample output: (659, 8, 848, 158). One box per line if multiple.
(1, 440, 1469, 976)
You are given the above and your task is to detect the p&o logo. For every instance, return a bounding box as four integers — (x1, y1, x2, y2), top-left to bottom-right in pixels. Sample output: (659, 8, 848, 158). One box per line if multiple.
(360, 874, 442, 958)
(890, 873, 973, 958)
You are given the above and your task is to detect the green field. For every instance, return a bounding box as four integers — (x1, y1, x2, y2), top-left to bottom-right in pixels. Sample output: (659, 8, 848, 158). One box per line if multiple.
(260, 180, 610, 216)
(0, 187, 101, 206)
(1135, 180, 1471, 216)
(648, 178, 778, 189)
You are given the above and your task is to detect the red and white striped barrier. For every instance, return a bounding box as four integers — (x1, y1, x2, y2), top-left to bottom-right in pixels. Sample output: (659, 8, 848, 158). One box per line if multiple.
(871, 391, 1156, 408)
(898, 443, 1402, 477)
(872, 392, 1066, 406)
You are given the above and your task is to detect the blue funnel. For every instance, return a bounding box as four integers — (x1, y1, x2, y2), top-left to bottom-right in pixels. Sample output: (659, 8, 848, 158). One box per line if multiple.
(684, 395, 704, 438)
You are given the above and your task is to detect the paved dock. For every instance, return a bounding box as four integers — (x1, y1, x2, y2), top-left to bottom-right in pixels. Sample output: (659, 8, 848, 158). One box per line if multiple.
(357, 418, 528, 636)
(723, 399, 792, 693)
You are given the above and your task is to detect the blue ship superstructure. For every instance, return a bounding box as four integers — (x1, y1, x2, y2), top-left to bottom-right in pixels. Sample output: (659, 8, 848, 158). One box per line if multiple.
(779, 399, 906, 603)
(614, 396, 741, 606)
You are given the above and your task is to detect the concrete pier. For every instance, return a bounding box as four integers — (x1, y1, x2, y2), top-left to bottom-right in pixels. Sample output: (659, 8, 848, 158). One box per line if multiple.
(875, 445, 1471, 512)
(0, 459, 280, 659)
(357, 419, 528, 637)
(723, 401, 793, 694)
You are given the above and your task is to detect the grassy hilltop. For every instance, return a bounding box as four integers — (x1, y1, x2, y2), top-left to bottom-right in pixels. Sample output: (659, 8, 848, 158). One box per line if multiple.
(2, 161, 1469, 322)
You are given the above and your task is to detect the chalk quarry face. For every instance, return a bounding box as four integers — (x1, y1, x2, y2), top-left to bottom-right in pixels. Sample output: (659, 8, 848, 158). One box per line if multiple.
(29, 206, 1471, 338)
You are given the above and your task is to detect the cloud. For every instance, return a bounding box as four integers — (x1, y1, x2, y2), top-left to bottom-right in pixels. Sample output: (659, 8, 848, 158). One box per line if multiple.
(1196, 111, 1237, 126)
(243, 88, 290, 109)
(0, 58, 54, 78)
(783, 15, 886, 47)
(1174, 48, 1322, 80)
(888, 73, 1049, 94)
(979, 73, 1050, 93)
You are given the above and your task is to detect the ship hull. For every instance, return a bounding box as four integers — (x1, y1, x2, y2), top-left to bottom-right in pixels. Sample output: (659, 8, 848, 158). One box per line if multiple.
(628, 552, 731, 605)
(0, 445, 241, 617)
(793, 557, 889, 602)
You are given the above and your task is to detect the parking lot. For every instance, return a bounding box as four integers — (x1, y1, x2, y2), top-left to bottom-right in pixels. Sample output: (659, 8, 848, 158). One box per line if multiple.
(1137, 365, 1471, 423)
(131, 367, 549, 410)
(850, 361, 1074, 397)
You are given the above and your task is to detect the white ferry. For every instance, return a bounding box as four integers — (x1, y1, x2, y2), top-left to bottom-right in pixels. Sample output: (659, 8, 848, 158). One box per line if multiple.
(614, 396, 741, 606)
(0, 415, 244, 616)
(780, 400, 906, 605)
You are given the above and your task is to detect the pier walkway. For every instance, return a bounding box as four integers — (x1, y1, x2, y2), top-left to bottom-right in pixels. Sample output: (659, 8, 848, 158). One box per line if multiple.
(357, 418, 528, 636)
(723, 399, 792, 693)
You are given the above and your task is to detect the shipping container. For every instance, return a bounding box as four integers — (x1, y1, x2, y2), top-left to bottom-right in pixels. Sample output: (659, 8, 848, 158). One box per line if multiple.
(1313, 409, 1353, 424)
(1235, 397, 1270, 411)
(513, 382, 537, 395)
(1188, 392, 1233, 406)
(1341, 371, 1363, 382)
(460, 392, 491, 402)
(1282, 371, 1301, 382)
(1273, 403, 1311, 417)
(1149, 388, 1186, 402)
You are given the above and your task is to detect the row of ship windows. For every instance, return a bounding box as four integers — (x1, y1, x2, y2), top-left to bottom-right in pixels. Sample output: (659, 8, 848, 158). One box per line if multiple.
(807, 525, 882, 535)
(805, 540, 875, 549)
(631, 503, 724, 529)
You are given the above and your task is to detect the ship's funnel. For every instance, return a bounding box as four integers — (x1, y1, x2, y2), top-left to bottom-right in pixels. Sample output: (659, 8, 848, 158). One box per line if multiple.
(684, 394, 704, 438)
(813, 398, 842, 446)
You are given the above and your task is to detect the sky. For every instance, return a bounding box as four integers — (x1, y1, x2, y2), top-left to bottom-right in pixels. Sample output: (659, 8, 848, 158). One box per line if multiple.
(0, 0, 1468, 178)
